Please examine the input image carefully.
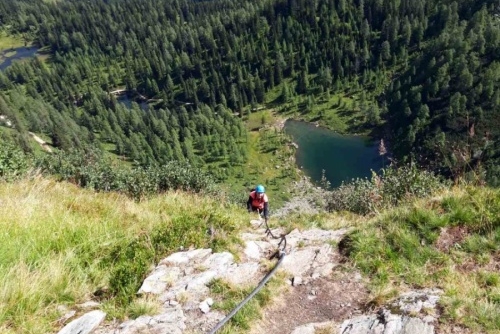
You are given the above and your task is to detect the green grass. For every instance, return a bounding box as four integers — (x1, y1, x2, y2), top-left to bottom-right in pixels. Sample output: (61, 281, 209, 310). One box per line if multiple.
(3, 50, 16, 58)
(265, 79, 373, 135)
(0, 31, 49, 68)
(100, 141, 134, 167)
(208, 273, 287, 333)
(0, 31, 24, 51)
(262, 65, 411, 137)
(221, 110, 300, 207)
(344, 186, 500, 332)
(0, 178, 248, 333)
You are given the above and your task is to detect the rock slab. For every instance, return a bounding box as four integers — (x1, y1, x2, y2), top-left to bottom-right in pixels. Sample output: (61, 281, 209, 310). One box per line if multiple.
(58, 310, 106, 334)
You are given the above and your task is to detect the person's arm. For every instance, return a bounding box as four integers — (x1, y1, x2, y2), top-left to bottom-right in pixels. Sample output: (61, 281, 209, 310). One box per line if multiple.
(247, 196, 253, 212)
(263, 201, 269, 220)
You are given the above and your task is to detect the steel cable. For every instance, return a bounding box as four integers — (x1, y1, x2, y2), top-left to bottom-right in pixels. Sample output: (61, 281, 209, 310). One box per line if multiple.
(207, 211, 288, 334)
(207, 250, 286, 334)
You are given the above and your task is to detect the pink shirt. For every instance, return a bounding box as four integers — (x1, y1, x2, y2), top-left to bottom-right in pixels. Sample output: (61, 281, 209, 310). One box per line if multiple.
(249, 191, 268, 209)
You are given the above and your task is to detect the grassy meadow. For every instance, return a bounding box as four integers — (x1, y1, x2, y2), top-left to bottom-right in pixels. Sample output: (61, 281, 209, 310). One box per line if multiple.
(0, 31, 25, 51)
(264, 76, 384, 135)
(220, 109, 300, 207)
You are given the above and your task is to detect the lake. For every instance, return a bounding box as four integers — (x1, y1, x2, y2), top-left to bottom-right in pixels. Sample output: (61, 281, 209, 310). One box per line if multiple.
(0, 47, 39, 71)
(283, 119, 383, 187)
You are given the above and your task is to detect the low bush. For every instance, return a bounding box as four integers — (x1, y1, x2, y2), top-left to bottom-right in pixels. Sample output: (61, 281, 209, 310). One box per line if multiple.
(0, 142, 30, 181)
(37, 147, 218, 199)
(328, 164, 447, 215)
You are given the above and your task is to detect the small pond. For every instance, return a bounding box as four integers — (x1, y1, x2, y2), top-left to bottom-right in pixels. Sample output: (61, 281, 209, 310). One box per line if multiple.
(284, 119, 383, 187)
(0, 47, 39, 71)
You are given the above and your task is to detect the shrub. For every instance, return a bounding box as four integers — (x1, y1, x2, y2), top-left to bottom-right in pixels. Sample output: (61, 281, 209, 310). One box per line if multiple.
(37, 147, 218, 199)
(328, 164, 446, 215)
(0, 142, 31, 181)
(107, 239, 155, 305)
(379, 164, 446, 205)
(328, 177, 375, 215)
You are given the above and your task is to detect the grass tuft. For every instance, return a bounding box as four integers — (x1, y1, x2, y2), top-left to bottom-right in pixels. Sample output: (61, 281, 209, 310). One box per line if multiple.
(208, 271, 287, 334)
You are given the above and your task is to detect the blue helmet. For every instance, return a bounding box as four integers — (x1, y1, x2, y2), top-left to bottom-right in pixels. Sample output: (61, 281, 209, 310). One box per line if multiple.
(255, 185, 265, 193)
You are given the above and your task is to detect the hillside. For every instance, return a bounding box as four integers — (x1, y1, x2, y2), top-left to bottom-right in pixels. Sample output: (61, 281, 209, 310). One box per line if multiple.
(1, 0, 500, 332)
(1, 176, 499, 333)
(0, 177, 247, 333)
(0, 0, 499, 186)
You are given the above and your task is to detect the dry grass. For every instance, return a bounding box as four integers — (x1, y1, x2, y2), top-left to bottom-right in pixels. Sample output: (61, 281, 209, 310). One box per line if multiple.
(0, 177, 248, 333)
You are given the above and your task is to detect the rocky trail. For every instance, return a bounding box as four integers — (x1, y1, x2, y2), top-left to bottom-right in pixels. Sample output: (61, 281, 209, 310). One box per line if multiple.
(57, 218, 444, 334)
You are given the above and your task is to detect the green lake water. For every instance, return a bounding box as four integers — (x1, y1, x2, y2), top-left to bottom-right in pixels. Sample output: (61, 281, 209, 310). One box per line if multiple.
(284, 119, 383, 187)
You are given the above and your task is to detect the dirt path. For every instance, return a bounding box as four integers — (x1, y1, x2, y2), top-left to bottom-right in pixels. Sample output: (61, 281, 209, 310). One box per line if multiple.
(250, 267, 369, 334)
(29, 132, 52, 152)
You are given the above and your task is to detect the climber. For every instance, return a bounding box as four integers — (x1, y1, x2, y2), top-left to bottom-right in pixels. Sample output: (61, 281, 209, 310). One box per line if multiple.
(247, 184, 269, 222)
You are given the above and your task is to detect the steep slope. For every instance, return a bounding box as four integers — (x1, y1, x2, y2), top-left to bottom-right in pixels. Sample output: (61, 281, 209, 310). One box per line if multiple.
(2, 176, 499, 333)
(0, 178, 246, 334)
